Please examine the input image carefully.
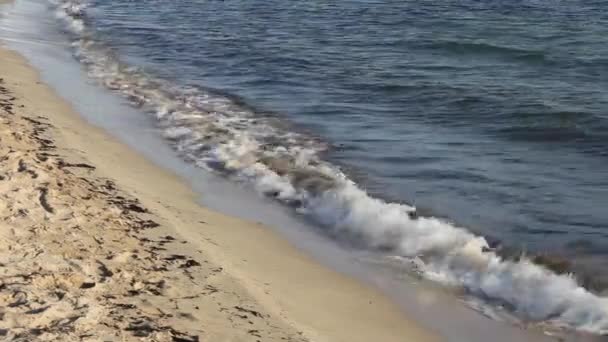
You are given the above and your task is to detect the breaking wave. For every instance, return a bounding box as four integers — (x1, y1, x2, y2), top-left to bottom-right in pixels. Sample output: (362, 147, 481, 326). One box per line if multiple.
(51, 0, 608, 335)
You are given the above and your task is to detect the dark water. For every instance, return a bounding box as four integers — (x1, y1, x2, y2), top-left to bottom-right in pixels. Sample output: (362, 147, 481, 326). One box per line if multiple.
(87, 0, 608, 272)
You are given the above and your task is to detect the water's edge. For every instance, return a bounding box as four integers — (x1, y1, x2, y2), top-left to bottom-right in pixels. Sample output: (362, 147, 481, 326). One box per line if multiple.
(1, 0, 605, 340)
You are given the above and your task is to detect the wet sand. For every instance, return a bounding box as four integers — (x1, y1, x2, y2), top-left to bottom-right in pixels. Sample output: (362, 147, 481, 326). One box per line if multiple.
(0, 45, 438, 341)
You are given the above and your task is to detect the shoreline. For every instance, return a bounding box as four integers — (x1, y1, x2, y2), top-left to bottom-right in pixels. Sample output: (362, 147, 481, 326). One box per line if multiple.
(0, 44, 439, 341)
(3, 0, 607, 339)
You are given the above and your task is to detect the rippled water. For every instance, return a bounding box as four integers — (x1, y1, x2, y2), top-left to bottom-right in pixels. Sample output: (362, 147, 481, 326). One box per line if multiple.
(19, 0, 608, 335)
(86, 0, 608, 260)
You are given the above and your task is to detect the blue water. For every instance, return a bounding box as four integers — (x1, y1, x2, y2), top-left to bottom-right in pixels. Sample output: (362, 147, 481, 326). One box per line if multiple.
(6, 0, 607, 335)
(86, 0, 608, 280)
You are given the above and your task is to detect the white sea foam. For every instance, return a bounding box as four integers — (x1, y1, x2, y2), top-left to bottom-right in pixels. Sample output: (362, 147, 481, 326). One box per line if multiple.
(50, 0, 608, 335)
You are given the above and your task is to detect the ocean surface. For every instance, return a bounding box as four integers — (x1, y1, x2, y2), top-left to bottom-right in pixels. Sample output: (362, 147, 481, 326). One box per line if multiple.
(4, 0, 608, 336)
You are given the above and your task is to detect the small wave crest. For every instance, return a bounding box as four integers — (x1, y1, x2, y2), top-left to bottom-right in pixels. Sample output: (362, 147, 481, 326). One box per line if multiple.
(426, 40, 549, 63)
(51, 0, 608, 335)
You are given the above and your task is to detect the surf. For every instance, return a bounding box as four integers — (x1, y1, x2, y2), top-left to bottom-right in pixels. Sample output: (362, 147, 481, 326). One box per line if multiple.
(49, 0, 608, 335)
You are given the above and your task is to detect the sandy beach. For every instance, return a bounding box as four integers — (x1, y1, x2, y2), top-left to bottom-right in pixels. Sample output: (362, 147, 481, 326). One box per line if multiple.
(0, 43, 439, 341)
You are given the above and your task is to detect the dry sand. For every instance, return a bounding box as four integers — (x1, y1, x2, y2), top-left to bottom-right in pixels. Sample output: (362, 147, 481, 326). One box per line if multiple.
(0, 45, 439, 341)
